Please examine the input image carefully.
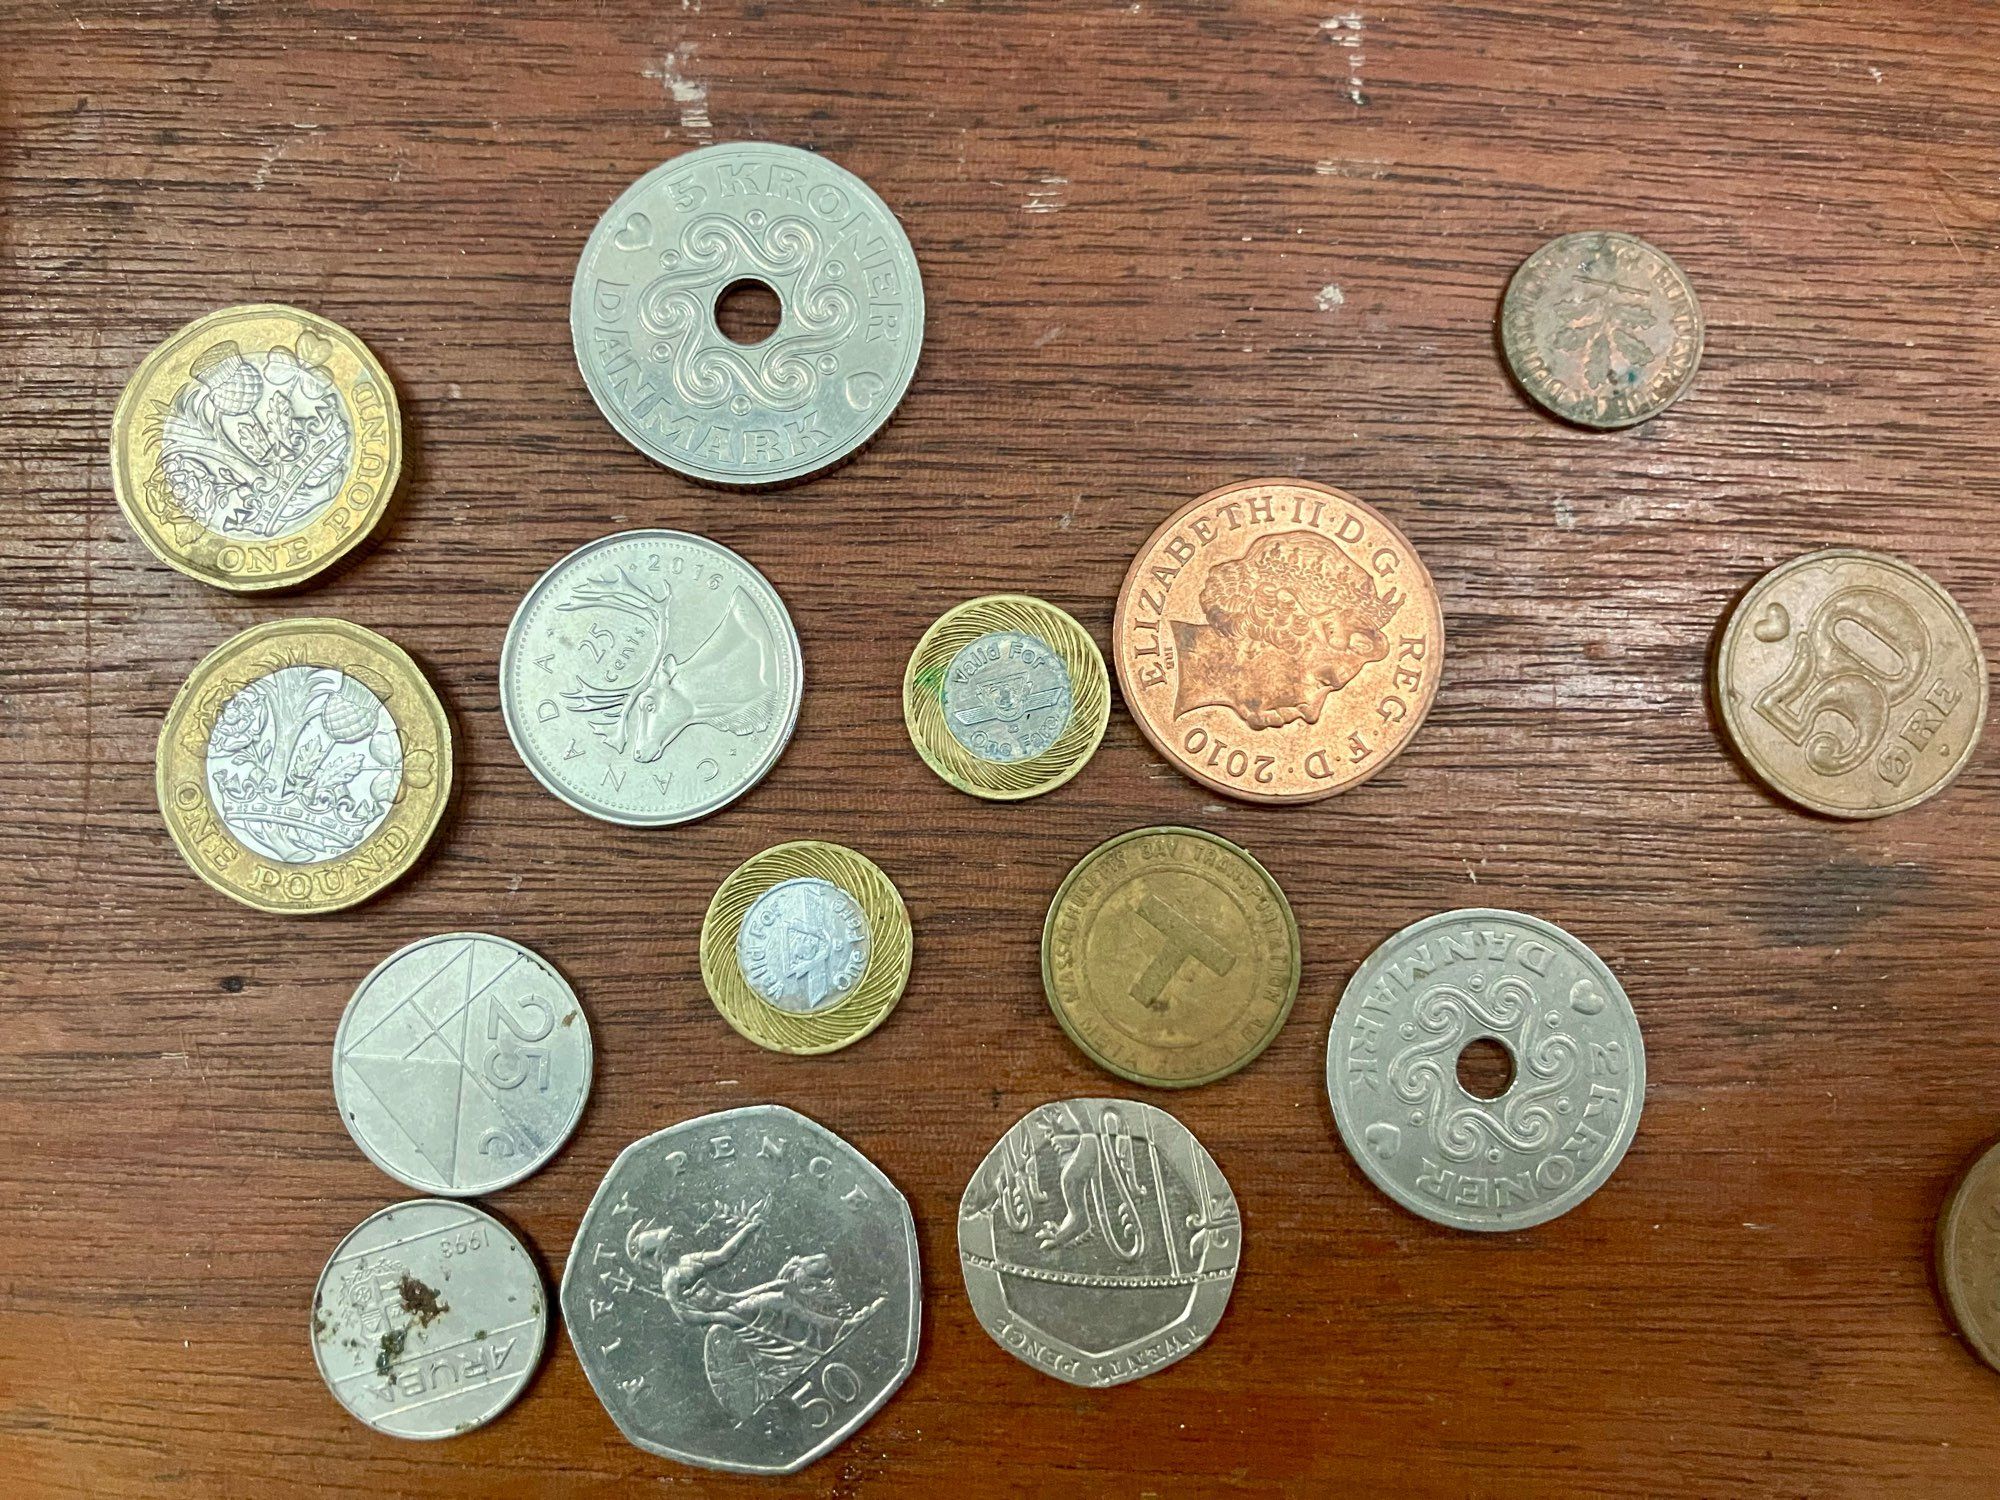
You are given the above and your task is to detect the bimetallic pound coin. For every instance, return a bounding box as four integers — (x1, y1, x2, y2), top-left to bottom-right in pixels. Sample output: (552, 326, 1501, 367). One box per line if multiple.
(1715, 548, 1987, 819)
(112, 304, 399, 590)
(1501, 231, 1703, 429)
(562, 1106, 920, 1474)
(1043, 828, 1300, 1088)
(701, 842, 912, 1054)
(958, 1097, 1240, 1387)
(310, 1198, 546, 1439)
(572, 142, 923, 486)
(1327, 909, 1645, 1232)
(903, 594, 1110, 800)
(500, 530, 802, 827)
(334, 933, 593, 1196)
(1937, 1139, 2000, 1375)
(157, 618, 450, 914)
(1113, 479, 1444, 803)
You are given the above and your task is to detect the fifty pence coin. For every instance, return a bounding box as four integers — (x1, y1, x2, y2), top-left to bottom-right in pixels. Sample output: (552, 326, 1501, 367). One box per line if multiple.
(112, 303, 400, 590)
(572, 142, 924, 485)
(156, 618, 451, 914)
(1500, 231, 1703, 429)
(903, 594, 1110, 800)
(310, 1198, 547, 1439)
(700, 842, 913, 1055)
(1327, 909, 1645, 1232)
(1937, 1138, 2000, 1375)
(334, 933, 592, 1196)
(1113, 479, 1444, 803)
(1715, 547, 1987, 818)
(500, 530, 802, 826)
(1043, 827, 1300, 1088)
(561, 1106, 920, 1474)
(958, 1097, 1240, 1387)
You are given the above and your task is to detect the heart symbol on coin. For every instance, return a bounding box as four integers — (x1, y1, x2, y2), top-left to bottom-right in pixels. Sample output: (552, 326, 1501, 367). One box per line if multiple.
(294, 327, 336, 370)
(1363, 1122, 1401, 1158)
(1751, 601, 1790, 642)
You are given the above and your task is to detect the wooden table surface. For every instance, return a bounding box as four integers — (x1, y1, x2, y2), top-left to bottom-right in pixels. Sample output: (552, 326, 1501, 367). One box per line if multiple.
(7, 2, 2000, 1495)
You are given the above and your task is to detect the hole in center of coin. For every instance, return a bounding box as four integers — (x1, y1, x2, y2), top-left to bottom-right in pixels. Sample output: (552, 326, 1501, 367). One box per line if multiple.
(1455, 1036, 1516, 1099)
(714, 278, 782, 345)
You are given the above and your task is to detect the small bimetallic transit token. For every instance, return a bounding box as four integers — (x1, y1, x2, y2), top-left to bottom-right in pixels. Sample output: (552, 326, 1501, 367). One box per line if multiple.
(156, 618, 450, 914)
(1500, 231, 1703, 429)
(1043, 827, 1300, 1088)
(1715, 547, 1987, 819)
(700, 842, 912, 1054)
(1113, 479, 1444, 804)
(562, 1105, 920, 1474)
(500, 529, 803, 827)
(958, 1097, 1240, 1387)
(112, 303, 400, 590)
(572, 142, 924, 486)
(334, 933, 593, 1197)
(1936, 1139, 2000, 1376)
(1327, 909, 1645, 1232)
(311, 1198, 547, 1439)
(903, 594, 1110, 800)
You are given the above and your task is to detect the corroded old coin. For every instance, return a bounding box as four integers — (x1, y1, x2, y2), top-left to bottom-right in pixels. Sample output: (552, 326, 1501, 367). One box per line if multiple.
(1112, 479, 1443, 803)
(334, 933, 593, 1197)
(701, 842, 912, 1054)
(1715, 548, 1987, 818)
(903, 594, 1109, 800)
(1043, 827, 1299, 1088)
(561, 1105, 920, 1473)
(112, 303, 399, 590)
(958, 1097, 1240, 1387)
(157, 618, 450, 914)
(572, 143, 923, 486)
(1327, 909, 1644, 1232)
(311, 1198, 546, 1439)
(1937, 1139, 2000, 1375)
(1500, 231, 1703, 428)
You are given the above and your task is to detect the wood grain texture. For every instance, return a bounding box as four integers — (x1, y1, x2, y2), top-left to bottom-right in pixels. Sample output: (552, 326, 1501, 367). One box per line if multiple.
(5, 1, 2000, 1494)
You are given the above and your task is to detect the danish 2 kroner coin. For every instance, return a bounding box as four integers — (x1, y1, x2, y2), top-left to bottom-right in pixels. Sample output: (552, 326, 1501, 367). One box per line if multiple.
(572, 142, 923, 485)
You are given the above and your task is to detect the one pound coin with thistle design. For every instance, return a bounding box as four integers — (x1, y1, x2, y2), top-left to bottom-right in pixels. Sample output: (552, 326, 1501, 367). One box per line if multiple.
(157, 618, 450, 914)
(903, 594, 1110, 800)
(112, 304, 400, 590)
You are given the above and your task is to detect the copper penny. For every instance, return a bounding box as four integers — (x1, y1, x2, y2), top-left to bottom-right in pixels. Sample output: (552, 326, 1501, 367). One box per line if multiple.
(1715, 548, 1987, 818)
(1112, 479, 1444, 803)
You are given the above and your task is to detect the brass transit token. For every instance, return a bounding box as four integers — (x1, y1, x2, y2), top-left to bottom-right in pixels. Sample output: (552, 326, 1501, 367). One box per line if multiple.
(1113, 479, 1444, 804)
(903, 594, 1110, 800)
(112, 304, 400, 590)
(1938, 1139, 2000, 1376)
(1501, 232, 1703, 429)
(700, 841, 912, 1055)
(1715, 548, 1987, 818)
(1042, 827, 1300, 1088)
(156, 618, 450, 914)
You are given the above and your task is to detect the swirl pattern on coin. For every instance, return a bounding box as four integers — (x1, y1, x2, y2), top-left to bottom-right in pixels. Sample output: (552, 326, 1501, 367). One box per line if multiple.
(735, 878, 872, 1013)
(561, 1106, 920, 1474)
(572, 143, 923, 485)
(1327, 909, 1645, 1232)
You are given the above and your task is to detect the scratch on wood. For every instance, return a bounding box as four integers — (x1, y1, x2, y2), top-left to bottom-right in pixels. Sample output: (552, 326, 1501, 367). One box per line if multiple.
(1314, 283, 1345, 311)
(643, 44, 712, 143)
(1320, 13, 1365, 105)
(1025, 175, 1068, 214)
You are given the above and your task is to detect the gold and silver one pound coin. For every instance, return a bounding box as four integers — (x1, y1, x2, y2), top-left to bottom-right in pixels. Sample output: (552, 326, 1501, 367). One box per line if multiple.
(157, 618, 450, 914)
(1937, 1138, 2000, 1376)
(112, 303, 399, 589)
(903, 594, 1109, 800)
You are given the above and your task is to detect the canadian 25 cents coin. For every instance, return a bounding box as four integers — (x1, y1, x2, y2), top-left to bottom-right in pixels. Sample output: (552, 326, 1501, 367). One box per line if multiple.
(904, 594, 1110, 800)
(500, 530, 802, 826)
(572, 142, 923, 485)
(157, 617, 450, 914)
(334, 933, 592, 1196)
(311, 1198, 547, 1439)
(1328, 908, 1645, 1231)
(1500, 231, 1703, 428)
(700, 841, 913, 1054)
(1715, 547, 1987, 818)
(1937, 1138, 2000, 1375)
(1043, 827, 1299, 1088)
(561, 1105, 920, 1474)
(112, 303, 399, 590)
(1113, 479, 1444, 803)
(958, 1097, 1240, 1387)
